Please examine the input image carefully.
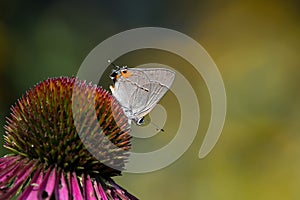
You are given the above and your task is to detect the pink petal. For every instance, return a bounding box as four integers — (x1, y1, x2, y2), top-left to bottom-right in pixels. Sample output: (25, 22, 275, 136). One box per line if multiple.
(109, 178, 139, 200)
(0, 160, 35, 200)
(37, 166, 57, 200)
(0, 159, 25, 187)
(18, 166, 43, 200)
(69, 172, 83, 200)
(93, 181, 103, 200)
(0, 156, 20, 169)
(82, 174, 97, 200)
(54, 169, 69, 200)
(93, 180, 108, 200)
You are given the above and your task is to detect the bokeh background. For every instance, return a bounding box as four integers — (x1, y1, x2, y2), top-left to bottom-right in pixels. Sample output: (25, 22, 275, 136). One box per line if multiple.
(1, 0, 300, 199)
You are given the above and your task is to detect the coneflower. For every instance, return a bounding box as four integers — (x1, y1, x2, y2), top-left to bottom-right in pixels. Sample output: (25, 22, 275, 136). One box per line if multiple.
(0, 77, 138, 200)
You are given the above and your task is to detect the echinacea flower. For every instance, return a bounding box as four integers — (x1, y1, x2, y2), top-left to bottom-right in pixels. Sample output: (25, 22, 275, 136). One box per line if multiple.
(0, 77, 138, 200)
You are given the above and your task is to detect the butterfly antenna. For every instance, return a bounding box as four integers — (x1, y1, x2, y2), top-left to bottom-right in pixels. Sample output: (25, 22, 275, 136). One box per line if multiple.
(150, 121, 165, 132)
(108, 59, 118, 68)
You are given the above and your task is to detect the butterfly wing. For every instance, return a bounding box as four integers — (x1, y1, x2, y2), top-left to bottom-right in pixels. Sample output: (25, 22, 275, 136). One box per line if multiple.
(136, 68, 175, 89)
(129, 68, 175, 118)
(110, 67, 175, 123)
(111, 68, 151, 114)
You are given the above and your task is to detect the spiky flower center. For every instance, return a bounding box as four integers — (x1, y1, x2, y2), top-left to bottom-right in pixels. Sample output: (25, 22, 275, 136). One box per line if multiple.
(4, 77, 131, 176)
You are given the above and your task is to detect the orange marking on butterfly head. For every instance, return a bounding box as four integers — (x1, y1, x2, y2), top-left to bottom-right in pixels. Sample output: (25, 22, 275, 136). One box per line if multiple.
(121, 69, 132, 78)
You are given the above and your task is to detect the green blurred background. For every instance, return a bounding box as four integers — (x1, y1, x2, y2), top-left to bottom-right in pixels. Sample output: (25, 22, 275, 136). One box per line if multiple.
(1, 0, 300, 199)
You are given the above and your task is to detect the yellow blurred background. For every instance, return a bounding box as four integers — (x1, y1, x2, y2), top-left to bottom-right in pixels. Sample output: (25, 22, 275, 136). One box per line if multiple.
(1, 0, 299, 199)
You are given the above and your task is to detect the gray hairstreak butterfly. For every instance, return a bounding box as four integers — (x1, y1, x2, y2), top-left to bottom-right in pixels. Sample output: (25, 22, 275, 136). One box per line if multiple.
(109, 61, 175, 130)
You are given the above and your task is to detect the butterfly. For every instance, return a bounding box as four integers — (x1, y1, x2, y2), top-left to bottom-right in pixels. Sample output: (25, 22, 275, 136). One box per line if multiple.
(109, 64, 175, 127)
